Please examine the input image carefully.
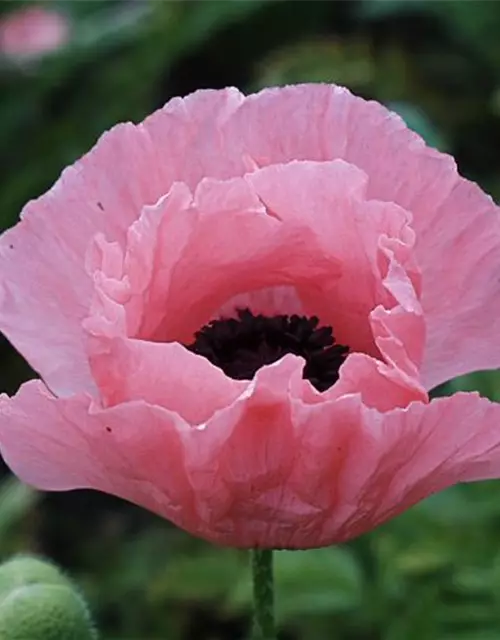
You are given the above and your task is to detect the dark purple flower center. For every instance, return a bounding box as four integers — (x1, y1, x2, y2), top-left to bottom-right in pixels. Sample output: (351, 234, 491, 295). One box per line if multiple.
(186, 308, 349, 392)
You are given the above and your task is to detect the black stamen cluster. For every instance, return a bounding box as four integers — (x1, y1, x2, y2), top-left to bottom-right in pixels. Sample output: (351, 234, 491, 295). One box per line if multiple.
(186, 308, 349, 392)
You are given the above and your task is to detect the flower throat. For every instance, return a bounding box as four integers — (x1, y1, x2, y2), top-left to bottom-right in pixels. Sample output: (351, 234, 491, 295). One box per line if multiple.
(186, 308, 349, 392)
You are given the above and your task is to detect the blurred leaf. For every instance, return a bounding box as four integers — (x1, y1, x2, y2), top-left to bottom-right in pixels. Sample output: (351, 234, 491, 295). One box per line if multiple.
(439, 603, 497, 626)
(429, 0, 500, 72)
(441, 370, 500, 402)
(358, 0, 500, 77)
(163, 0, 270, 64)
(451, 567, 493, 596)
(151, 549, 245, 602)
(253, 37, 374, 92)
(357, 0, 428, 20)
(69, 2, 153, 51)
(387, 101, 447, 150)
(414, 485, 500, 525)
(393, 545, 452, 577)
(384, 586, 441, 640)
(0, 477, 39, 540)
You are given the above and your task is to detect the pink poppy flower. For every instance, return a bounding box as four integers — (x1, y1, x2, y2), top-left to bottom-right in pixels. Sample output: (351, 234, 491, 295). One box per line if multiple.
(0, 6, 69, 61)
(1, 85, 500, 549)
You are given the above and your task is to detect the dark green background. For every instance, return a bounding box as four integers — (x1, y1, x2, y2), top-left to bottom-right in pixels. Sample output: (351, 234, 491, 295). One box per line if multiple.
(2, 1, 500, 638)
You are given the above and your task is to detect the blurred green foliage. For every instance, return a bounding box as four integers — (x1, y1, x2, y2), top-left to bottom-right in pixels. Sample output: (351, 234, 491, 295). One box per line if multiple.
(2, 1, 500, 638)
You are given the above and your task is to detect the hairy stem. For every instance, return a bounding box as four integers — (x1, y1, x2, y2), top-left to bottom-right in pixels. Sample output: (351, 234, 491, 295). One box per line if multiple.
(250, 549, 275, 640)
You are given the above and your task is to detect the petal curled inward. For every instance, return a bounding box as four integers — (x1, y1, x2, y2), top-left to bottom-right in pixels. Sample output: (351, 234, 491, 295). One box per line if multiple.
(90, 338, 247, 425)
(87, 158, 423, 358)
(222, 84, 500, 388)
(84, 160, 425, 412)
(245, 161, 423, 366)
(85, 168, 342, 345)
(2, 370, 500, 549)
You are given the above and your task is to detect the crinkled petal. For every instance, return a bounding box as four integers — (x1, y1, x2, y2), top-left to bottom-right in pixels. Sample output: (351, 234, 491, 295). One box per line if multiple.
(327, 352, 427, 412)
(282, 390, 500, 547)
(142, 88, 246, 189)
(0, 124, 165, 395)
(85, 161, 425, 410)
(0, 380, 195, 526)
(89, 337, 246, 424)
(2, 366, 500, 548)
(85, 171, 342, 346)
(6, 83, 494, 394)
(176, 355, 428, 546)
(0, 89, 245, 395)
(185, 380, 500, 548)
(223, 84, 500, 388)
(245, 160, 423, 364)
(88, 161, 423, 381)
(216, 286, 306, 319)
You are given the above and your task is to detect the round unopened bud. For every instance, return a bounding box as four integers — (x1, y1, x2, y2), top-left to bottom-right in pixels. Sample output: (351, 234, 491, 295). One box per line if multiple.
(0, 556, 97, 639)
(0, 555, 71, 595)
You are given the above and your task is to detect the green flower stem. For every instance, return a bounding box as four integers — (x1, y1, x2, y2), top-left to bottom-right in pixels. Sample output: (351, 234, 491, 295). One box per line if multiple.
(251, 549, 276, 640)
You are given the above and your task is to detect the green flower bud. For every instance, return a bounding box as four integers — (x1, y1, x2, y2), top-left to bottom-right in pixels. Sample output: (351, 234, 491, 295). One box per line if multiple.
(0, 555, 71, 595)
(0, 556, 97, 640)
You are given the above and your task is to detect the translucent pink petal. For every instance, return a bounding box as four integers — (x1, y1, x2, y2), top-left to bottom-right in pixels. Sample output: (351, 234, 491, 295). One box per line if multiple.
(284, 390, 500, 546)
(167, 376, 500, 547)
(89, 313, 426, 419)
(327, 352, 427, 411)
(142, 88, 246, 189)
(223, 84, 500, 388)
(245, 160, 423, 365)
(89, 337, 246, 424)
(85, 172, 342, 346)
(0, 125, 164, 395)
(0, 90, 244, 395)
(87, 161, 423, 383)
(2, 364, 500, 548)
(83, 160, 426, 415)
(0, 381, 195, 527)
(5, 84, 496, 394)
(216, 286, 306, 319)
